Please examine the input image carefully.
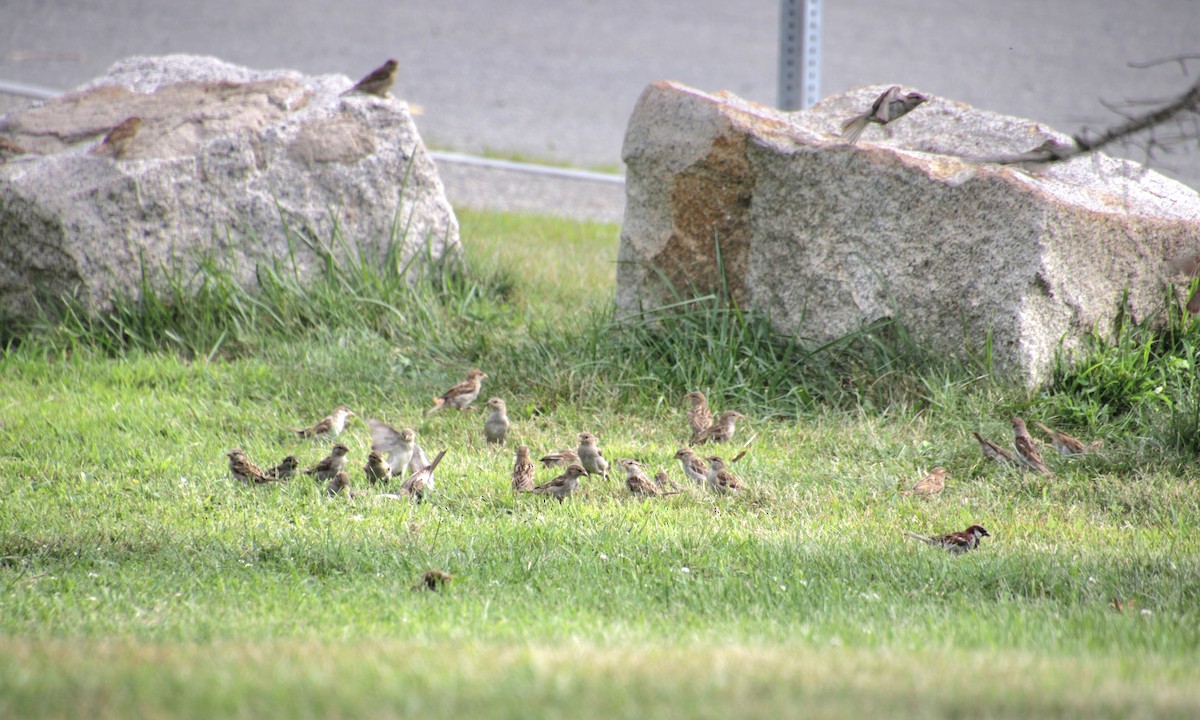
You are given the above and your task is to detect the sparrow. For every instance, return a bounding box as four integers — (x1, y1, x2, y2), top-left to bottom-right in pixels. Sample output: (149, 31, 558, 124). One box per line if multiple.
(400, 449, 447, 501)
(685, 391, 714, 444)
(342, 59, 399, 97)
(92, 116, 142, 158)
(304, 443, 350, 482)
(654, 469, 682, 493)
(415, 569, 453, 592)
(970, 138, 1078, 173)
(1034, 422, 1099, 457)
(265, 455, 299, 482)
(899, 467, 947, 497)
(364, 450, 392, 485)
(484, 397, 510, 444)
(674, 447, 710, 486)
(1011, 417, 1053, 475)
(705, 455, 743, 493)
(840, 86, 928, 145)
(427, 369, 487, 414)
(694, 411, 745, 445)
(531, 463, 588, 503)
(575, 432, 610, 479)
(326, 471, 369, 499)
(620, 458, 665, 496)
(512, 444, 536, 493)
(1166, 250, 1200, 315)
(407, 443, 432, 475)
(0, 135, 27, 162)
(539, 449, 580, 469)
(905, 525, 991, 554)
(368, 420, 416, 474)
(972, 431, 1015, 465)
(227, 448, 272, 485)
(293, 405, 354, 439)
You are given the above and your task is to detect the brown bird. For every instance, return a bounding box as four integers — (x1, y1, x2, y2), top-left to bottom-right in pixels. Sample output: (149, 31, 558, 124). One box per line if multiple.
(92, 116, 142, 159)
(326, 471, 369, 498)
(305, 443, 350, 482)
(399, 449, 447, 501)
(265, 455, 299, 482)
(1011, 417, 1053, 475)
(694, 411, 745, 445)
(512, 444, 536, 493)
(484, 397, 511, 444)
(840, 86, 928, 145)
(364, 450, 392, 485)
(1167, 250, 1200, 315)
(899, 467, 947, 497)
(427, 369, 487, 414)
(685, 391, 714, 444)
(539, 448, 580, 469)
(905, 525, 990, 554)
(368, 420, 416, 474)
(575, 432, 610, 479)
(415, 569, 453, 592)
(293, 405, 354, 439)
(972, 431, 1015, 465)
(674, 447, 709, 486)
(342, 59, 399, 97)
(619, 458, 663, 497)
(654, 469, 682, 493)
(705, 455, 743, 494)
(1034, 422, 1096, 457)
(531, 463, 588, 502)
(227, 448, 272, 485)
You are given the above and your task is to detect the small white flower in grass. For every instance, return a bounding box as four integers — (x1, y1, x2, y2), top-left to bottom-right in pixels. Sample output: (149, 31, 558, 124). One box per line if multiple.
(1140, 608, 1153, 617)
(1087, 576, 1096, 584)
(680, 566, 690, 573)
(859, 591, 880, 601)
(87, 572, 99, 579)
(180, 477, 189, 486)
(598, 553, 608, 561)
(351, 515, 365, 522)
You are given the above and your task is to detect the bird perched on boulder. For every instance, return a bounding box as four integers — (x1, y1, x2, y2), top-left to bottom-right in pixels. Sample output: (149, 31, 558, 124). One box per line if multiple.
(840, 86, 927, 145)
(92, 116, 142, 158)
(342, 59, 398, 97)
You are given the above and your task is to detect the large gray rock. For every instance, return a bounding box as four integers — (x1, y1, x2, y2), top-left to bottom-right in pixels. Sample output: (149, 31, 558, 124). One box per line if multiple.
(618, 81, 1200, 385)
(0, 54, 459, 318)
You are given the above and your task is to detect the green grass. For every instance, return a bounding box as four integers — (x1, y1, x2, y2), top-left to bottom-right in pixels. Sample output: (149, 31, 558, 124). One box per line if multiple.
(1, 209, 1199, 718)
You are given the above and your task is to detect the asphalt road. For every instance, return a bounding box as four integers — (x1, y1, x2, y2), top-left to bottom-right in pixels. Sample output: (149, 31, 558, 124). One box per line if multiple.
(3, 0, 1198, 191)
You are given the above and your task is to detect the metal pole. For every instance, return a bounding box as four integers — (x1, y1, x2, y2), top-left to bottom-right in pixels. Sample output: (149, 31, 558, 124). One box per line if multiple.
(778, 0, 822, 110)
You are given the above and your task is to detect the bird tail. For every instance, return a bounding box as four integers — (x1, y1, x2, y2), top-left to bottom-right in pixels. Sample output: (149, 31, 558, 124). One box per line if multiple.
(729, 450, 747, 464)
(840, 114, 870, 145)
(292, 427, 311, 438)
(425, 397, 445, 415)
(904, 532, 935, 545)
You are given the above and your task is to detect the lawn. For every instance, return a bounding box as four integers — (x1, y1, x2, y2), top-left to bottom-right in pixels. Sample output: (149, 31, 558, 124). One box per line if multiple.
(1, 208, 1198, 718)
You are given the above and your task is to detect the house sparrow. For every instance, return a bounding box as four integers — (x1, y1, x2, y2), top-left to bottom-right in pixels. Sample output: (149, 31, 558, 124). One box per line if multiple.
(971, 138, 1078, 173)
(899, 467, 947, 497)
(1011, 417, 1053, 475)
(304, 443, 350, 482)
(531, 463, 588, 502)
(92, 116, 142, 158)
(840, 86, 928, 145)
(654, 469, 682, 493)
(342, 58, 399, 97)
(484, 397, 510, 444)
(512, 445, 536, 493)
(368, 420, 416, 474)
(227, 448, 272, 485)
(326, 471, 369, 499)
(674, 447, 710, 486)
(293, 405, 354, 439)
(539, 449, 580, 469)
(427, 369, 487, 414)
(705, 455, 743, 493)
(685, 391, 714, 444)
(364, 450, 392, 485)
(620, 458, 662, 496)
(415, 569, 453, 592)
(1167, 250, 1200, 315)
(400, 449, 447, 501)
(265, 455, 299, 482)
(575, 432, 609, 479)
(1034, 422, 1098, 456)
(972, 431, 1015, 465)
(694, 411, 745, 445)
(905, 524, 991, 554)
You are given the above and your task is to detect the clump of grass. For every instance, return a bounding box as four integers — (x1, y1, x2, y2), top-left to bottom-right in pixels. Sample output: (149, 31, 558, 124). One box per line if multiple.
(1041, 287, 1200, 454)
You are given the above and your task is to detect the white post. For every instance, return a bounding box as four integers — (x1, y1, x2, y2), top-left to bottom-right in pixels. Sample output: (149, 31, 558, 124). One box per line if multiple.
(778, 0, 822, 110)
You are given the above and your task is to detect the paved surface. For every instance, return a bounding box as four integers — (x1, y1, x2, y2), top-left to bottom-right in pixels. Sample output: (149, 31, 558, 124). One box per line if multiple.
(3, 0, 1198, 217)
